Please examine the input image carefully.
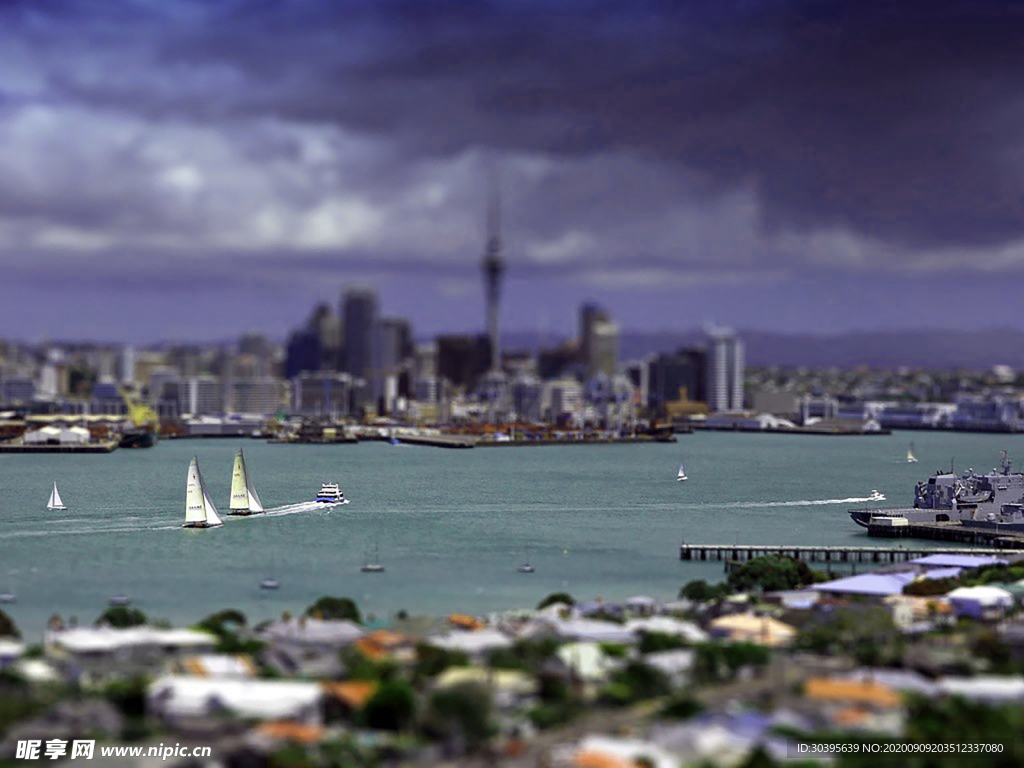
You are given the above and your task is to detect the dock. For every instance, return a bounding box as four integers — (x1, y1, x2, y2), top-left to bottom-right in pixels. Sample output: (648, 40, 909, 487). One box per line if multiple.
(866, 519, 1024, 548)
(679, 541, 1024, 563)
(0, 440, 119, 453)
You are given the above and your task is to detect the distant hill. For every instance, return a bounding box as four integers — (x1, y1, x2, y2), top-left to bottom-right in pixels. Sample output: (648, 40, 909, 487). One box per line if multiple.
(503, 328, 1024, 370)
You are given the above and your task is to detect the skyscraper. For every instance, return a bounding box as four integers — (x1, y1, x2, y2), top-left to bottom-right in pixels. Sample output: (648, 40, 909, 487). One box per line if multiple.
(341, 288, 378, 382)
(707, 328, 744, 412)
(482, 174, 505, 373)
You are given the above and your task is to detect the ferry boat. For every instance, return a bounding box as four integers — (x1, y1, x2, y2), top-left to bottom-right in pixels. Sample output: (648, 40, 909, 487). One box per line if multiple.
(315, 483, 349, 505)
(850, 452, 1024, 529)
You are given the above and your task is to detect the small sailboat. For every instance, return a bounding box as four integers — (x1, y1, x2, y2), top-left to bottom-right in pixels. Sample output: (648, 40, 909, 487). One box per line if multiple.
(228, 449, 265, 516)
(183, 457, 223, 529)
(907, 442, 918, 464)
(109, 594, 132, 607)
(361, 543, 385, 573)
(517, 563, 535, 574)
(260, 554, 280, 590)
(677, 458, 688, 482)
(46, 482, 66, 511)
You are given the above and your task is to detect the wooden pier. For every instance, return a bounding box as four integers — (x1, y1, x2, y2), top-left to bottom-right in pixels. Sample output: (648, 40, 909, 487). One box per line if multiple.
(679, 542, 1024, 564)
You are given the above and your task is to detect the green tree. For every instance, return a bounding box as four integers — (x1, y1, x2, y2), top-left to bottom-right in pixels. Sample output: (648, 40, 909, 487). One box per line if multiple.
(537, 592, 575, 610)
(411, 643, 468, 684)
(305, 596, 361, 623)
(795, 605, 900, 666)
(95, 606, 148, 628)
(361, 680, 417, 731)
(679, 579, 729, 602)
(0, 608, 20, 639)
(727, 556, 819, 593)
(420, 682, 494, 755)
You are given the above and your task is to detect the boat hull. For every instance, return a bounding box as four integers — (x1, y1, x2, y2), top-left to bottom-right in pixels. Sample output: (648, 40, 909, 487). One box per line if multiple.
(227, 510, 263, 516)
(850, 507, 956, 528)
(119, 430, 158, 449)
(183, 522, 222, 529)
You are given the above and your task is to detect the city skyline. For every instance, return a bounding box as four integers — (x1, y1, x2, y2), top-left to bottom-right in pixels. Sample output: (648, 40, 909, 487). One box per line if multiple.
(4, 1, 1024, 341)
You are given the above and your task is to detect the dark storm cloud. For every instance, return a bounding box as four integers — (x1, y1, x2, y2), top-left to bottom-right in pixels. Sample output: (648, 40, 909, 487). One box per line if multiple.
(37, 0, 1024, 251)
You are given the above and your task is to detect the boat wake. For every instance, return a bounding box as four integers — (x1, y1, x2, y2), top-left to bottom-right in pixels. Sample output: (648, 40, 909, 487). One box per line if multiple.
(260, 501, 339, 517)
(713, 497, 881, 509)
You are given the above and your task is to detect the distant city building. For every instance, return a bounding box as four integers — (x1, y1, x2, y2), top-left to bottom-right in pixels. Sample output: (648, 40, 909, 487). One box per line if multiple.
(90, 378, 125, 416)
(285, 329, 321, 380)
(437, 335, 490, 392)
(377, 317, 408, 416)
(228, 376, 283, 415)
(186, 375, 223, 416)
(292, 372, 353, 418)
(342, 288, 378, 383)
(546, 378, 583, 425)
(707, 329, 744, 412)
(587, 319, 619, 378)
(118, 346, 136, 386)
(308, 303, 342, 372)
(579, 302, 609, 367)
(513, 375, 544, 422)
(648, 348, 707, 412)
(538, 341, 580, 381)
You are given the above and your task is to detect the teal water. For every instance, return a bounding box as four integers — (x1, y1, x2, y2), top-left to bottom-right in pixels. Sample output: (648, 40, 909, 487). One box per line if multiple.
(2, 431, 1022, 635)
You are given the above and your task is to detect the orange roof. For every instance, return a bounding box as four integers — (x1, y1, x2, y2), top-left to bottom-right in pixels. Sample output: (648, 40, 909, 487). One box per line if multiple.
(449, 613, 483, 630)
(321, 680, 378, 710)
(364, 629, 407, 648)
(805, 678, 902, 709)
(572, 751, 630, 768)
(353, 636, 386, 661)
(833, 706, 870, 726)
(257, 722, 325, 744)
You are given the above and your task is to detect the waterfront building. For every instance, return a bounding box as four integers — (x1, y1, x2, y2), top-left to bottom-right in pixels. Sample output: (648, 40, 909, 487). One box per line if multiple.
(90, 378, 126, 416)
(512, 374, 544, 422)
(292, 372, 353, 419)
(186, 375, 223, 416)
(377, 317, 408, 416)
(546, 378, 584, 426)
(648, 348, 707, 413)
(706, 328, 744, 412)
(227, 376, 283, 416)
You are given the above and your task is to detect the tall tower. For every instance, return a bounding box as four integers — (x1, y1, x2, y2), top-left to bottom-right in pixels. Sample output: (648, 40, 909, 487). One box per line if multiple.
(482, 173, 504, 373)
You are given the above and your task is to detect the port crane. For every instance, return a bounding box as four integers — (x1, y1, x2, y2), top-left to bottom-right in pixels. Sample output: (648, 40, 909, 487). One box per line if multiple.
(118, 385, 160, 433)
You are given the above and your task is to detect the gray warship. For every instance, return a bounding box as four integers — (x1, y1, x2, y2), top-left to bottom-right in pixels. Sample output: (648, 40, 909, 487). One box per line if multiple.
(849, 452, 1024, 528)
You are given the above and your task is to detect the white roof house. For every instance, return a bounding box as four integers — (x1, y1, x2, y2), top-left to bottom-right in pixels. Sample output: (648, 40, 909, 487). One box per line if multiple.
(259, 617, 364, 649)
(627, 616, 709, 643)
(148, 676, 324, 723)
(946, 586, 1014, 619)
(425, 628, 513, 657)
(58, 426, 90, 444)
(47, 627, 217, 657)
(24, 426, 62, 444)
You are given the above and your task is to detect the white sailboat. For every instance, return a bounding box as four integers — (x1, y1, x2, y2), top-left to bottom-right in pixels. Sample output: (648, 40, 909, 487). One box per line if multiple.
(907, 442, 918, 464)
(46, 481, 66, 511)
(184, 457, 223, 529)
(361, 543, 385, 573)
(677, 458, 688, 482)
(228, 449, 264, 516)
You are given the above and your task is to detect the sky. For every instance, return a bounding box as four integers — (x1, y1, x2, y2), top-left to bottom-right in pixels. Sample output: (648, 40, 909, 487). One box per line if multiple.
(3, 0, 1024, 343)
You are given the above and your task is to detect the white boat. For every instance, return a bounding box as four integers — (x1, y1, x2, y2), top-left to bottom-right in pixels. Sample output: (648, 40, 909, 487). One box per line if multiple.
(361, 543, 385, 573)
(907, 443, 918, 464)
(109, 595, 132, 607)
(315, 482, 349, 505)
(260, 577, 280, 590)
(517, 564, 535, 574)
(46, 482, 66, 511)
(0, 591, 16, 604)
(228, 449, 264, 516)
(677, 459, 687, 482)
(868, 489, 886, 502)
(183, 457, 224, 529)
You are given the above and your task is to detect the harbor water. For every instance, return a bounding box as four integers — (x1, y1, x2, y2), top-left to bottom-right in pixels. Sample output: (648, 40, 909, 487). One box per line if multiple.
(2, 431, 1023, 635)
